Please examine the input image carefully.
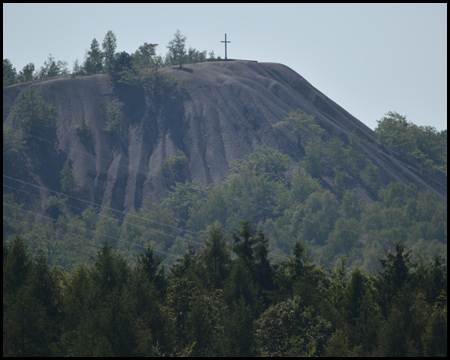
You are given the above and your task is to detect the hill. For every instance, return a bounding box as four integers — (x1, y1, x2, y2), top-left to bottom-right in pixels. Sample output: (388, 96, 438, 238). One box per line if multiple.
(3, 60, 447, 216)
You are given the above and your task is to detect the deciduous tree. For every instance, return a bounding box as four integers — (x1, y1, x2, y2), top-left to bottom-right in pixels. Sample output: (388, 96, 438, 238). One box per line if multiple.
(166, 30, 187, 67)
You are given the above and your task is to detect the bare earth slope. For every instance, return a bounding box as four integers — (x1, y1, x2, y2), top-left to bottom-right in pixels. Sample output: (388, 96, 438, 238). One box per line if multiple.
(3, 61, 447, 215)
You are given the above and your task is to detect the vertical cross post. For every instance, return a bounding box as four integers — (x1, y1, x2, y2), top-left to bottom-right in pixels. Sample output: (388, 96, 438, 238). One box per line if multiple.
(221, 33, 231, 60)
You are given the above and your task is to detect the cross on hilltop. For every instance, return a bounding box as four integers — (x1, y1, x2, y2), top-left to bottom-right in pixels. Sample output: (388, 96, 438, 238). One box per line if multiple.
(221, 33, 231, 60)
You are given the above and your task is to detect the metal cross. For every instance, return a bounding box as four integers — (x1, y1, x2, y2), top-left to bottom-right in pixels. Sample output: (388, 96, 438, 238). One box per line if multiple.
(221, 33, 231, 60)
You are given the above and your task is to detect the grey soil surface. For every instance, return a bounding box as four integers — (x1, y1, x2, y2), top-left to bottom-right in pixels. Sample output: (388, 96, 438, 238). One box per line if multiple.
(3, 61, 447, 215)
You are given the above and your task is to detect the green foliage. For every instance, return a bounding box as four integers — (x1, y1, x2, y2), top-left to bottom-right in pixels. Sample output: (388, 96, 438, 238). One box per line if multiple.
(375, 111, 447, 172)
(162, 179, 207, 227)
(304, 139, 324, 178)
(131, 42, 158, 70)
(273, 108, 324, 147)
(290, 167, 322, 203)
(3, 58, 17, 87)
(103, 101, 121, 136)
(328, 137, 346, 170)
(346, 130, 365, 175)
(197, 222, 231, 290)
(422, 306, 448, 357)
(254, 296, 332, 356)
(166, 29, 187, 67)
(60, 161, 78, 194)
(75, 116, 91, 138)
(361, 160, 382, 195)
(102, 30, 117, 74)
(186, 46, 207, 64)
(228, 144, 290, 181)
(2, 217, 447, 357)
(37, 54, 68, 79)
(3, 126, 27, 163)
(18, 63, 35, 83)
(44, 195, 67, 219)
(11, 88, 57, 135)
(83, 38, 103, 74)
(161, 149, 188, 170)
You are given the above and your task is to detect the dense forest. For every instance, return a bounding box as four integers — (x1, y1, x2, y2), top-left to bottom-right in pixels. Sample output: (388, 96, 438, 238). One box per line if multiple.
(3, 28, 447, 357)
(3, 227, 447, 356)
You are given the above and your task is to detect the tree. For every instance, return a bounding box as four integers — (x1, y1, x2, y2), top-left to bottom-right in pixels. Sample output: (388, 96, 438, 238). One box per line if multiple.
(102, 30, 117, 73)
(38, 54, 68, 79)
(162, 179, 207, 228)
(340, 189, 361, 220)
(375, 111, 447, 172)
(222, 296, 255, 356)
(361, 160, 382, 195)
(3, 126, 26, 164)
(75, 116, 92, 138)
(253, 230, 274, 292)
(377, 241, 413, 317)
(113, 51, 132, 73)
(60, 161, 78, 194)
(375, 111, 412, 152)
(345, 130, 365, 175)
(131, 42, 158, 70)
(273, 108, 324, 148)
(166, 29, 187, 67)
(72, 58, 81, 75)
(44, 196, 67, 219)
(290, 167, 322, 203)
(18, 63, 35, 82)
(228, 144, 290, 181)
(253, 296, 332, 356)
(422, 307, 448, 357)
(11, 88, 56, 135)
(231, 220, 257, 270)
(136, 244, 167, 297)
(304, 139, 324, 178)
(83, 38, 103, 74)
(328, 137, 346, 170)
(327, 217, 360, 255)
(334, 170, 345, 196)
(3, 238, 58, 356)
(3, 58, 17, 87)
(186, 46, 207, 64)
(197, 222, 231, 290)
(3, 236, 33, 297)
(161, 149, 188, 170)
(104, 101, 121, 136)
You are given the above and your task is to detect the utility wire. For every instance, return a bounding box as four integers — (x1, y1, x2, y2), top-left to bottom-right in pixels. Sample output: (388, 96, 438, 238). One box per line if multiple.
(4, 132, 395, 257)
(3, 215, 174, 268)
(3, 182, 204, 246)
(3, 203, 179, 261)
(4, 180, 290, 261)
(3, 175, 205, 241)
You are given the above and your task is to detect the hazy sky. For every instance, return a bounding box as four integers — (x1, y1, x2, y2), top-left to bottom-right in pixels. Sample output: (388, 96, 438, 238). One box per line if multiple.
(3, 3, 447, 131)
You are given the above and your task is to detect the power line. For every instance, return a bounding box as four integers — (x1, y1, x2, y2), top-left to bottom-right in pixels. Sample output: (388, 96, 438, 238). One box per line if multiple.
(3, 203, 179, 261)
(4, 181, 290, 261)
(3, 215, 175, 269)
(3, 132, 400, 257)
(3, 175, 205, 241)
(3, 169, 393, 260)
(3, 182, 204, 246)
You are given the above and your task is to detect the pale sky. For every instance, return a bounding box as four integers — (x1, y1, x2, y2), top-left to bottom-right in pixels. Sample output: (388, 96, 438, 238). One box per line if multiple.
(3, 3, 447, 131)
